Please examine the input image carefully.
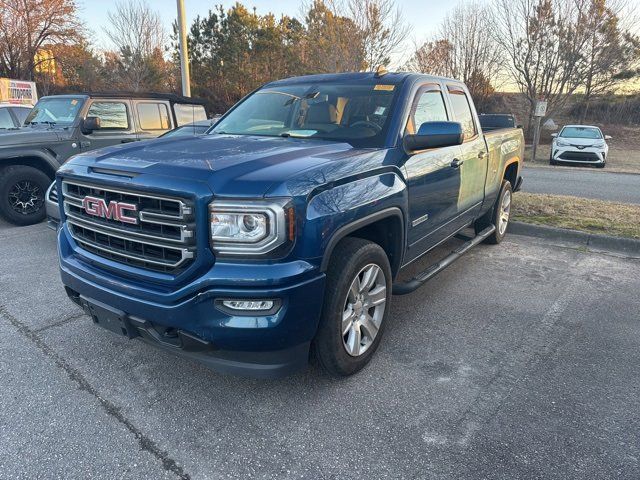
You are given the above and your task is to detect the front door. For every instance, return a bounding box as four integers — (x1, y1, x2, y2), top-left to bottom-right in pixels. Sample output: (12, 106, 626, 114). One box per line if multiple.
(79, 99, 136, 152)
(403, 84, 462, 262)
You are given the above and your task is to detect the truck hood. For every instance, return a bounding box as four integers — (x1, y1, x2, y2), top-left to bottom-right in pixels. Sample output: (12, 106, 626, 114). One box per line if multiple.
(0, 126, 68, 147)
(65, 134, 362, 197)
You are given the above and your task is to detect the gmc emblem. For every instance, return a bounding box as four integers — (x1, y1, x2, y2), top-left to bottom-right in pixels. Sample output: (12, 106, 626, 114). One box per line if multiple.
(82, 196, 138, 225)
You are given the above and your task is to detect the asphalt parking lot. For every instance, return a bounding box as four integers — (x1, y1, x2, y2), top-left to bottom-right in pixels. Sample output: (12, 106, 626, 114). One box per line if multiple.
(1, 219, 639, 480)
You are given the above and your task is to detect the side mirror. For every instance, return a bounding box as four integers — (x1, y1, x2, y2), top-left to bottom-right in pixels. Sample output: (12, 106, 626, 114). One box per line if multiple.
(516, 124, 523, 129)
(81, 116, 101, 134)
(605, 135, 612, 140)
(551, 133, 558, 138)
(404, 121, 463, 152)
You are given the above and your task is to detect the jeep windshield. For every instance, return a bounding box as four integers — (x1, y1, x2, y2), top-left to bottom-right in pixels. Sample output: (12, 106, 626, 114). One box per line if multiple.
(25, 97, 84, 126)
(211, 82, 399, 148)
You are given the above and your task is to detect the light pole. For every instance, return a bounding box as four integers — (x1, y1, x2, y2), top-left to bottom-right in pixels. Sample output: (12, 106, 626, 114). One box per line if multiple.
(176, 0, 191, 97)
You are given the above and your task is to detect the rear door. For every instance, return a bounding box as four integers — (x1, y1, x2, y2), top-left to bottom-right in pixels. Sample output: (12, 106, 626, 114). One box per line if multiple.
(403, 83, 462, 261)
(133, 100, 174, 140)
(79, 99, 136, 152)
(446, 85, 488, 224)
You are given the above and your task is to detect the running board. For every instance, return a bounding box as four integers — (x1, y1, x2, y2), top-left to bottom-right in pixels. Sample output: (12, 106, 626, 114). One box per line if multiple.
(392, 225, 496, 295)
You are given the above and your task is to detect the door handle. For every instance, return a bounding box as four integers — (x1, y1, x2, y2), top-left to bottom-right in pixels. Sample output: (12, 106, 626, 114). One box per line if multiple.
(451, 158, 464, 169)
(478, 151, 486, 159)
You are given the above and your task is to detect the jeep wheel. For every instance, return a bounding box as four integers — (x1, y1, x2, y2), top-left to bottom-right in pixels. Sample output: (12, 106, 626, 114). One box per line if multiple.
(313, 237, 392, 376)
(0, 165, 51, 226)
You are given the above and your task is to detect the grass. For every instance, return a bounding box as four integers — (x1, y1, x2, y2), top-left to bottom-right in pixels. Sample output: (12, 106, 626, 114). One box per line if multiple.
(512, 192, 640, 239)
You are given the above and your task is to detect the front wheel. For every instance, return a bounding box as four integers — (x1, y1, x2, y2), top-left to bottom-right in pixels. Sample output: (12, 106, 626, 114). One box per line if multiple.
(0, 165, 51, 226)
(312, 237, 392, 376)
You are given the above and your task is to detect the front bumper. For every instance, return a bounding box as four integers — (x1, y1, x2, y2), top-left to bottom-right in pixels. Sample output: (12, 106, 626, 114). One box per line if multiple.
(552, 146, 606, 164)
(58, 227, 326, 378)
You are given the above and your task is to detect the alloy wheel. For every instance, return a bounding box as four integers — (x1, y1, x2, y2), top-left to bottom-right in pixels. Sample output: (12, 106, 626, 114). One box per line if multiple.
(341, 263, 387, 357)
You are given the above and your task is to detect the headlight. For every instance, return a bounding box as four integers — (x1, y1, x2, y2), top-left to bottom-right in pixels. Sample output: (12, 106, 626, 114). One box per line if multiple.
(556, 140, 570, 147)
(593, 141, 606, 148)
(209, 199, 294, 256)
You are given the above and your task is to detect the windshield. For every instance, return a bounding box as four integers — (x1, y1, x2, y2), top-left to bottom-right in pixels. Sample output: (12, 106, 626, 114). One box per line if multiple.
(560, 127, 602, 139)
(211, 82, 399, 147)
(24, 97, 84, 126)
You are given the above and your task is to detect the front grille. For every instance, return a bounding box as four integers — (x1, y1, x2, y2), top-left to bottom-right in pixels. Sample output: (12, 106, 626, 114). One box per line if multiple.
(559, 151, 600, 162)
(62, 180, 196, 273)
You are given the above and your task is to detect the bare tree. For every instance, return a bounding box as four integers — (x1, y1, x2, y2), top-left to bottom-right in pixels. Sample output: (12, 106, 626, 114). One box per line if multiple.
(490, 0, 591, 135)
(405, 2, 503, 110)
(104, 0, 167, 91)
(0, 0, 81, 80)
(348, 0, 409, 70)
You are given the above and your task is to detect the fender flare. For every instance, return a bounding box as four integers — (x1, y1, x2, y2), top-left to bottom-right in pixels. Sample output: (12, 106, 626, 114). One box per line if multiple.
(0, 149, 60, 177)
(320, 207, 405, 272)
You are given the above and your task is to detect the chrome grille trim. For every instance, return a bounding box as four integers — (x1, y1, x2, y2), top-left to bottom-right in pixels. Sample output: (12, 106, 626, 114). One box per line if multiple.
(61, 180, 196, 272)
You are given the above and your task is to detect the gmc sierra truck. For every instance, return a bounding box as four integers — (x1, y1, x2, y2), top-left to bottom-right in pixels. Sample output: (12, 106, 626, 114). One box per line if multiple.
(0, 92, 206, 226)
(55, 72, 523, 378)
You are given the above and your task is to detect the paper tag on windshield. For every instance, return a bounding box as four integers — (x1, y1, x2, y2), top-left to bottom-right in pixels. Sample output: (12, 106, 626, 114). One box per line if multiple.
(374, 106, 386, 115)
(374, 85, 394, 91)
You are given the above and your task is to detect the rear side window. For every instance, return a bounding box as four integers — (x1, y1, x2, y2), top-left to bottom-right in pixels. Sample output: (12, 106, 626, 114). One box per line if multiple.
(448, 88, 477, 140)
(407, 87, 448, 134)
(87, 102, 129, 130)
(137, 102, 171, 130)
(0, 108, 14, 128)
(174, 104, 207, 126)
(10, 107, 30, 125)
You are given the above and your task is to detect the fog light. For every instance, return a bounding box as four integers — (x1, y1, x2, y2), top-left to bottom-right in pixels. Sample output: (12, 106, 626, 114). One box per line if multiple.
(215, 298, 281, 316)
(223, 299, 274, 311)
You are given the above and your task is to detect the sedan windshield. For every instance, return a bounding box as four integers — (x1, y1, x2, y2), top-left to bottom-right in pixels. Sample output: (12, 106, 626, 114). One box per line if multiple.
(24, 97, 84, 126)
(211, 82, 399, 147)
(560, 127, 602, 139)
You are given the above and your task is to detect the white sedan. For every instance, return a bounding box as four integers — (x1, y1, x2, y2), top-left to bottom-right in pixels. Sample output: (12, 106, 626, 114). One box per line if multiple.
(550, 125, 611, 168)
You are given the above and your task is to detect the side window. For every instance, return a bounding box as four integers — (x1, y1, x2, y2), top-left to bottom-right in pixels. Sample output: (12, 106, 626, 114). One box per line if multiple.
(406, 87, 448, 134)
(0, 108, 14, 128)
(137, 103, 171, 130)
(10, 107, 30, 126)
(447, 88, 477, 141)
(87, 102, 129, 130)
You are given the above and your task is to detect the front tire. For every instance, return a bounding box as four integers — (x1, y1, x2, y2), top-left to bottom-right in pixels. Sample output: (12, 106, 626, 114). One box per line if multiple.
(312, 237, 392, 377)
(475, 180, 512, 244)
(0, 165, 51, 226)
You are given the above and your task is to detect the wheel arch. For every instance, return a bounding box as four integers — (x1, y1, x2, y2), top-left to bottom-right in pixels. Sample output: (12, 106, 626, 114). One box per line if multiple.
(0, 152, 59, 179)
(320, 207, 405, 279)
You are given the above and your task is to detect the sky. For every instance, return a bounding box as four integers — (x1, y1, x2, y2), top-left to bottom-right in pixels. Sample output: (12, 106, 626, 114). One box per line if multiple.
(77, 0, 488, 68)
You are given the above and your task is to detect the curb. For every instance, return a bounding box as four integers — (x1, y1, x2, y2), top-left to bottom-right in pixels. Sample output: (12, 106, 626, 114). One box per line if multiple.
(508, 221, 640, 257)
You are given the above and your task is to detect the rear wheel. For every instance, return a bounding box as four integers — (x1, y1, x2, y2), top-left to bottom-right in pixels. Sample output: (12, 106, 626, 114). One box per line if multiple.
(312, 237, 392, 376)
(0, 165, 50, 226)
(475, 180, 512, 244)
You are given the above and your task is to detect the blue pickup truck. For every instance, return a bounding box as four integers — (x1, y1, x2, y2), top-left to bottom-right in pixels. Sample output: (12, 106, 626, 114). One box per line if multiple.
(56, 72, 523, 378)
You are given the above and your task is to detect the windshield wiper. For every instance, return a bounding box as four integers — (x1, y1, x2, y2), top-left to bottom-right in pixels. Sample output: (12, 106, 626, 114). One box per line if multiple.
(28, 121, 57, 126)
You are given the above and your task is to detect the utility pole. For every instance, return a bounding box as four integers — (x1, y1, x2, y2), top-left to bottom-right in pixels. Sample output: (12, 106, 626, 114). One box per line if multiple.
(176, 0, 191, 97)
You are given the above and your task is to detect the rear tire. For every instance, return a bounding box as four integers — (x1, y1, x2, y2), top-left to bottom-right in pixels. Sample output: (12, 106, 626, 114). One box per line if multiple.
(0, 165, 51, 226)
(312, 237, 392, 377)
(475, 180, 512, 245)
